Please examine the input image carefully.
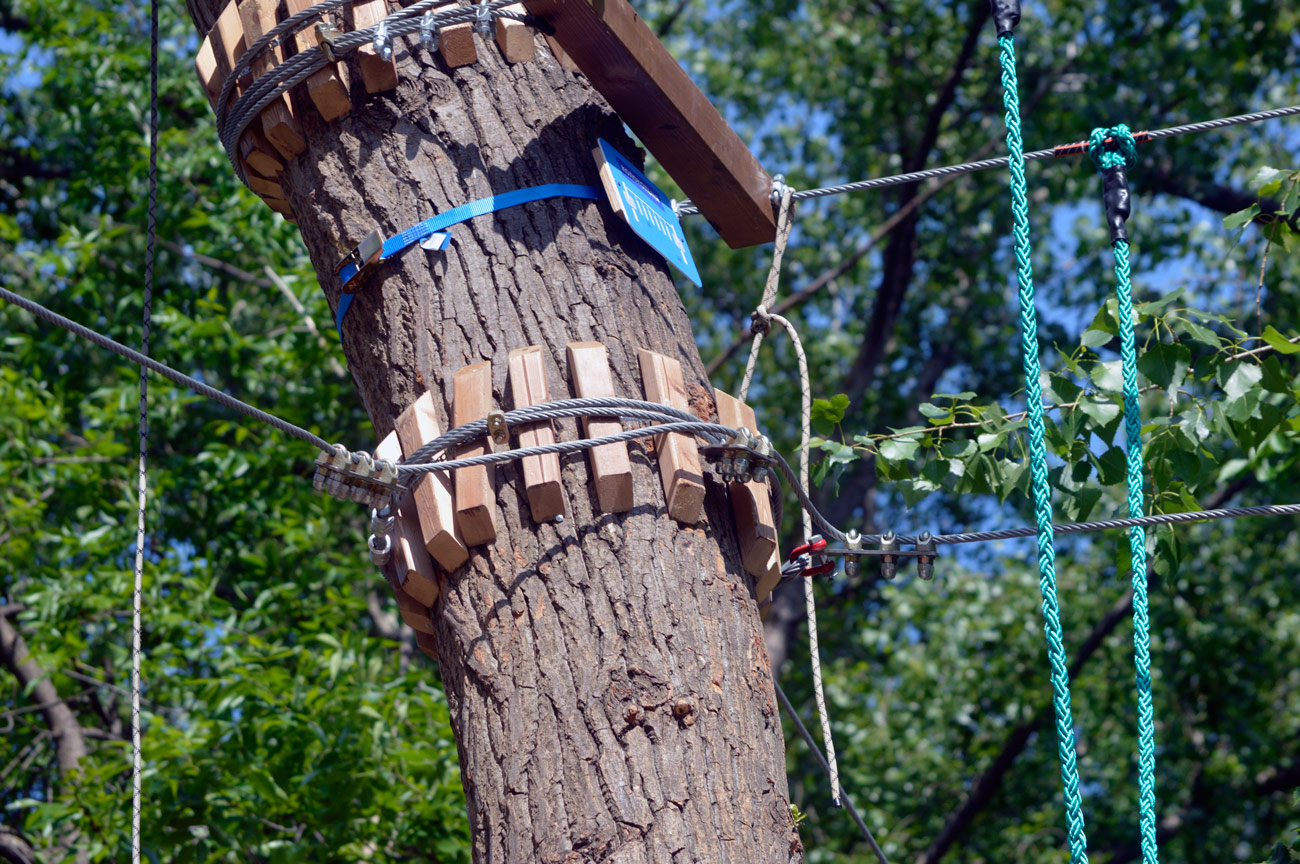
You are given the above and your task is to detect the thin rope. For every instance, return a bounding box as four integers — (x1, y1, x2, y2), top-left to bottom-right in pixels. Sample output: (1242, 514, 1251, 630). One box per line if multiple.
(738, 183, 795, 403)
(773, 679, 890, 864)
(998, 33, 1089, 863)
(131, 0, 159, 857)
(673, 104, 1300, 215)
(1089, 124, 1158, 864)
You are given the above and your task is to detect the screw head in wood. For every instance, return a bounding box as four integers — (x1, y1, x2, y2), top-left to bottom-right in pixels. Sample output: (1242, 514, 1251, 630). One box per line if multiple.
(673, 697, 693, 718)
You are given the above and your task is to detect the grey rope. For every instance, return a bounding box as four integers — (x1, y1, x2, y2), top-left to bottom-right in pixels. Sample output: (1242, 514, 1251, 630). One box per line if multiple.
(131, 0, 160, 857)
(774, 680, 890, 864)
(0, 285, 334, 454)
(674, 104, 1300, 215)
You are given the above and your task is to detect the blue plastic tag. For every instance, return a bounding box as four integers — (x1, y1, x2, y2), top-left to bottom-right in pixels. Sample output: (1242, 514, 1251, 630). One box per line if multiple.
(594, 139, 702, 287)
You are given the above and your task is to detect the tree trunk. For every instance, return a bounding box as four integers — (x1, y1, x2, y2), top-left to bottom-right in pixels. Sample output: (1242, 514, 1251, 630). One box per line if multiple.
(184, 5, 800, 861)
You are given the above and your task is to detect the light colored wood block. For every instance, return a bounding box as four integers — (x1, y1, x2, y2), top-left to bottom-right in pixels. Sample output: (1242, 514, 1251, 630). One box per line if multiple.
(439, 21, 477, 68)
(394, 392, 470, 571)
(264, 196, 295, 218)
(285, 0, 353, 121)
(350, 0, 400, 93)
(637, 349, 705, 524)
(452, 362, 498, 546)
(393, 584, 434, 634)
(758, 592, 773, 621)
(507, 347, 565, 522)
(197, 3, 282, 179)
(714, 389, 778, 578)
(376, 432, 441, 607)
(245, 171, 283, 200)
(415, 630, 439, 661)
(238, 0, 307, 159)
(757, 546, 781, 601)
(565, 342, 634, 513)
(494, 6, 535, 63)
(240, 128, 284, 178)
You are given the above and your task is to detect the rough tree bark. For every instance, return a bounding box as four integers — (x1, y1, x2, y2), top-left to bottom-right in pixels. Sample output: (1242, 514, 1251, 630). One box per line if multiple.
(184, 4, 800, 862)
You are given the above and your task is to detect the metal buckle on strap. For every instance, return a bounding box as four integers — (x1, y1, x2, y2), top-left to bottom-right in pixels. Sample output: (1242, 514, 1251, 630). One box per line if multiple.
(337, 229, 383, 278)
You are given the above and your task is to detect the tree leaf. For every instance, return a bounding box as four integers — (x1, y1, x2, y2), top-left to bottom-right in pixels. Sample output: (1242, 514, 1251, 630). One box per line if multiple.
(1224, 203, 1261, 229)
(1137, 341, 1191, 391)
(1263, 325, 1300, 355)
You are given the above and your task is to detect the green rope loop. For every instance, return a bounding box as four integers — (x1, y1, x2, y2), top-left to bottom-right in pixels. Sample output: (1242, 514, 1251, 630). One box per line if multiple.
(997, 34, 1090, 864)
(1088, 124, 1138, 172)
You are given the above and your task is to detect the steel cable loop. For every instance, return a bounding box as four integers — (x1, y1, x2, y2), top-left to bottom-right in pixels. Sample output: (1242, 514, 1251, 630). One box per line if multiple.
(998, 33, 1090, 864)
(674, 104, 1300, 215)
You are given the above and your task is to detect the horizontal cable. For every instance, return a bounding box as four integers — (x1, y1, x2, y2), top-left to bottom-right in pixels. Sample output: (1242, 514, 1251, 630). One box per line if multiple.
(675, 104, 1300, 215)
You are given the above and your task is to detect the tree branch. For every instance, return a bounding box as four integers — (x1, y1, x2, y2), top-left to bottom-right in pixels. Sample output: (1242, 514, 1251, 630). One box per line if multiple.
(0, 616, 87, 777)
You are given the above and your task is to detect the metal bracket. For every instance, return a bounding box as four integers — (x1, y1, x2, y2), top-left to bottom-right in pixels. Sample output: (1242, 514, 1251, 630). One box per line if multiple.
(373, 18, 393, 62)
(420, 9, 440, 51)
(487, 410, 509, 446)
(312, 444, 400, 509)
(316, 22, 342, 62)
(474, 3, 493, 39)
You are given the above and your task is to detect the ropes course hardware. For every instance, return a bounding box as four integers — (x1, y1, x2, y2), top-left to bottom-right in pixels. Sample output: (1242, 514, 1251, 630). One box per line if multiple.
(842, 529, 863, 578)
(672, 103, 1300, 216)
(486, 410, 509, 446)
(313, 443, 399, 506)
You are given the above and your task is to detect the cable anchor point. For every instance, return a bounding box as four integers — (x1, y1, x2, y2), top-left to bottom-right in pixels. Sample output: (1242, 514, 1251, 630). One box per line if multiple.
(316, 22, 342, 61)
(843, 529, 862, 578)
(420, 9, 440, 51)
(879, 530, 898, 580)
(915, 531, 937, 580)
(373, 18, 393, 62)
(487, 410, 509, 446)
(474, 3, 493, 39)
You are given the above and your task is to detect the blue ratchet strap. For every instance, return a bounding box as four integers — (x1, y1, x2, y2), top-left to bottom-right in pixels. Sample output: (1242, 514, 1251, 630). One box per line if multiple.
(335, 183, 603, 334)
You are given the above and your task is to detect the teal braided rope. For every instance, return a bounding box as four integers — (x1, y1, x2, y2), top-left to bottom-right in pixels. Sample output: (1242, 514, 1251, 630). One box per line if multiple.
(998, 34, 1090, 864)
(1090, 124, 1159, 864)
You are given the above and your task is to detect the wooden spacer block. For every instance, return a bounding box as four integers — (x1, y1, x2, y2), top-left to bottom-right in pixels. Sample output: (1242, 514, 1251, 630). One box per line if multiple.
(636, 349, 705, 524)
(196, 3, 282, 180)
(507, 347, 565, 523)
(758, 545, 781, 602)
(757, 592, 773, 621)
(376, 432, 442, 608)
(286, 0, 353, 121)
(394, 393, 471, 571)
(240, 129, 284, 178)
(494, 5, 535, 63)
(238, 0, 307, 160)
(245, 171, 283, 200)
(566, 342, 634, 513)
(452, 362, 499, 546)
(415, 630, 439, 661)
(714, 389, 778, 581)
(349, 0, 400, 93)
(542, 32, 581, 73)
(439, 21, 478, 69)
(264, 196, 295, 218)
(393, 584, 435, 634)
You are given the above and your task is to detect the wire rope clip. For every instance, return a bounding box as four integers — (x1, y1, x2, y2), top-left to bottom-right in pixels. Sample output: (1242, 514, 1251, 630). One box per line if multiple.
(843, 529, 863, 578)
(474, 3, 493, 39)
(487, 410, 509, 446)
(879, 530, 899, 580)
(316, 22, 343, 62)
(915, 531, 936, 580)
(373, 18, 393, 62)
(420, 9, 440, 51)
(313, 444, 399, 508)
(718, 427, 757, 482)
(337, 230, 383, 281)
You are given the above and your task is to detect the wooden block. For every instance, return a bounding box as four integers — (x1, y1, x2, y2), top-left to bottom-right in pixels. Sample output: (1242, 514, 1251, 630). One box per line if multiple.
(452, 362, 498, 546)
(636, 349, 704, 524)
(714, 389, 777, 578)
(393, 584, 435, 634)
(238, 0, 307, 159)
(264, 196, 295, 218)
(521, 0, 776, 248)
(439, 21, 477, 69)
(565, 342, 634, 513)
(195, 36, 221, 104)
(286, 0, 353, 121)
(507, 347, 564, 522)
(349, 0, 400, 93)
(198, 0, 251, 108)
(494, 6, 535, 64)
(757, 545, 781, 601)
(757, 592, 773, 621)
(394, 393, 470, 571)
(376, 432, 441, 608)
(245, 171, 283, 199)
(543, 32, 581, 73)
(240, 128, 284, 178)
(415, 630, 439, 661)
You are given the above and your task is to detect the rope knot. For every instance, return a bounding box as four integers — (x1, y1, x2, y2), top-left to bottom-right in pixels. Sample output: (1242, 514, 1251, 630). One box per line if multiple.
(1087, 124, 1138, 172)
(750, 304, 773, 336)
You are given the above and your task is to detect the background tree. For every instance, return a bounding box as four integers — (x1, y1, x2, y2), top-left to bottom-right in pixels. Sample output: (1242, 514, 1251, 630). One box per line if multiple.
(2, 0, 1299, 861)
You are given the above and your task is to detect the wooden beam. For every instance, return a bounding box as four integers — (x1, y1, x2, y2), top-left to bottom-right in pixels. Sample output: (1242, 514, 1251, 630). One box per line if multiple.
(285, 0, 353, 121)
(507, 347, 565, 523)
(440, 21, 478, 68)
(237, 0, 307, 159)
(452, 362, 499, 547)
(566, 342, 634, 513)
(349, 0, 400, 93)
(376, 432, 442, 608)
(714, 389, 778, 585)
(520, 0, 775, 248)
(394, 393, 471, 571)
(494, 4, 535, 64)
(636, 349, 704, 524)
